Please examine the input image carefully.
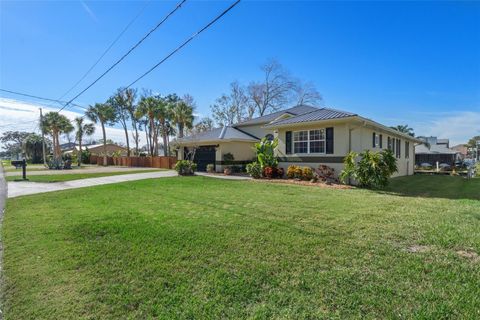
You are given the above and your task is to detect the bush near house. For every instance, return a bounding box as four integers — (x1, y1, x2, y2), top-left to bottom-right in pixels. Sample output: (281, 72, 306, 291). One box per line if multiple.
(340, 149, 397, 189)
(206, 164, 215, 173)
(246, 162, 262, 179)
(174, 160, 197, 176)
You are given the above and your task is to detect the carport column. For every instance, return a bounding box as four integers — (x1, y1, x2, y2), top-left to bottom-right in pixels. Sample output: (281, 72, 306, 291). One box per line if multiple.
(178, 147, 184, 160)
(215, 145, 223, 173)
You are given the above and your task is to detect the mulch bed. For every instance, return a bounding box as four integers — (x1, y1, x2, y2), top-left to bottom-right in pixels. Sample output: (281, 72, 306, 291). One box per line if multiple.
(250, 178, 353, 189)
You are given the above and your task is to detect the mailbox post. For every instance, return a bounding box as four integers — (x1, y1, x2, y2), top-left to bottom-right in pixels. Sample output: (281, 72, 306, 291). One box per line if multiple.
(11, 159, 28, 180)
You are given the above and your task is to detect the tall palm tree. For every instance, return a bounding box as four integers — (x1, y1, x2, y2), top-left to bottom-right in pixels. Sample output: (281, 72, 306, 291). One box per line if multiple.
(85, 103, 116, 166)
(391, 124, 414, 137)
(40, 112, 73, 161)
(74, 117, 95, 166)
(170, 95, 194, 139)
(136, 96, 159, 156)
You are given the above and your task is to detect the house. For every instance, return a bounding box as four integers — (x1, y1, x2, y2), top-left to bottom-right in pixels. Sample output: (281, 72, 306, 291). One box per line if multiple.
(415, 137, 457, 166)
(176, 105, 420, 177)
(451, 144, 468, 160)
(64, 143, 128, 156)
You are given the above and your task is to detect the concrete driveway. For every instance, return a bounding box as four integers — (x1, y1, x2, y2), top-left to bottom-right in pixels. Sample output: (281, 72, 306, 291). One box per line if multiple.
(7, 170, 177, 198)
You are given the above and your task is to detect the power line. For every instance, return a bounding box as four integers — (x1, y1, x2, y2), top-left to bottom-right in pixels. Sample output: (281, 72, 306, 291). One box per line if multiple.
(0, 89, 87, 109)
(56, 0, 151, 102)
(126, 0, 241, 88)
(59, 0, 188, 113)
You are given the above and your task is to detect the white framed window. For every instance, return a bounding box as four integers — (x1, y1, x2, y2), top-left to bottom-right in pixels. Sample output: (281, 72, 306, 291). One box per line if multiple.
(293, 129, 325, 154)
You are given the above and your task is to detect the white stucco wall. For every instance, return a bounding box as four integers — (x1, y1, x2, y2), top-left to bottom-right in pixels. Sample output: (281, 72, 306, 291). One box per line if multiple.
(275, 119, 415, 178)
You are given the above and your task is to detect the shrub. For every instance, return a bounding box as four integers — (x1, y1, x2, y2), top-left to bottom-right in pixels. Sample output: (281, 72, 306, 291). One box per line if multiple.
(81, 149, 91, 164)
(287, 165, 303, 179)
(277, 167, 284, 178)
(316, 165, 338, 183)
(263, 166, 277, 178)
(246, 162, 262, 179)
(340, 149, 398, 189)
(302, 166, 314, 180)
(206, 164, 215, 173)
(174, 160, 197, 176)
(254, 137, 278, 169)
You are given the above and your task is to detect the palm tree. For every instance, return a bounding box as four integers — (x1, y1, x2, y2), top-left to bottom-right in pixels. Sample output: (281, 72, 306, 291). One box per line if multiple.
(170, 95, 194, 139)
(136, 95, 159, 156)
(85, 103, 116, 166)
(41, 112, 74, 161)
(74, 117, 95, 166)
(391, 124, 414, 137)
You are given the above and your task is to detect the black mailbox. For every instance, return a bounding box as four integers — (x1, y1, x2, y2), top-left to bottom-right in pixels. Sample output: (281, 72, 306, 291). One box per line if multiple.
(11, 159, 27, 180)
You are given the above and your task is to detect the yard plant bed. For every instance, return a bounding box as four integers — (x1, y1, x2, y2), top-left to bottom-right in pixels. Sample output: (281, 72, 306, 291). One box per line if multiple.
(2, 176, 480, 319)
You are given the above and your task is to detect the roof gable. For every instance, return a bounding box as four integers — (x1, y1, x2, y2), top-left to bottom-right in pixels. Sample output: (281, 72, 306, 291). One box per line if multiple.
(264, 107, 356, 127)
(234, 105, 319, 127)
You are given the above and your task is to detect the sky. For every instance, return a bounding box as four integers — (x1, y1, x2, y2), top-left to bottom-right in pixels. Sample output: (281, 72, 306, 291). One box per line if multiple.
(1, 0, 479, 148)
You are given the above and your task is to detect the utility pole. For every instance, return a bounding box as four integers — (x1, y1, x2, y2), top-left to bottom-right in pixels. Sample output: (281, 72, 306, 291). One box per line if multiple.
(40, 108, 47, 166)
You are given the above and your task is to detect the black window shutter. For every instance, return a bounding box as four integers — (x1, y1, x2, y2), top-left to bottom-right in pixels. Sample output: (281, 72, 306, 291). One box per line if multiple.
(397, 139, 401, 158)
(372, 132, 376, 147)
(286, 131, 292, 154)
(379, 134, 383, 148)
(326, 127, 334, 154)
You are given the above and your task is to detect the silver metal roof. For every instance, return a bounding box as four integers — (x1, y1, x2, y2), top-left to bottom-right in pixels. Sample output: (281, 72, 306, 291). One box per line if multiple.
(234, 105, 319, 126)
(177, 126, 258, 144)
(264, 107, 356, 127)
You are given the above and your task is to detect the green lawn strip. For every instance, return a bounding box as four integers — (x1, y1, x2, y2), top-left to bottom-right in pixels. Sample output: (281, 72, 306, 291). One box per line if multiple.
(2, 176, 480, 319)
(6, 169, 163, 182)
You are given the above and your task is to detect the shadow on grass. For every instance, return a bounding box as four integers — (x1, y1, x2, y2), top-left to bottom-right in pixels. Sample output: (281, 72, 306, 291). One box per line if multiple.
(379, 175, 480, 201)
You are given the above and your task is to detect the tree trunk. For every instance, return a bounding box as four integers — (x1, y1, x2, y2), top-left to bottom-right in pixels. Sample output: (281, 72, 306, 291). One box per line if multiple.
(101, 122, 107, 166)
(78, 138, 82, 166)
(133, 123, 139, 155)
(178, 123, 184, 139)
(149, 117, 157, 156)
(123, 123, 130, 157)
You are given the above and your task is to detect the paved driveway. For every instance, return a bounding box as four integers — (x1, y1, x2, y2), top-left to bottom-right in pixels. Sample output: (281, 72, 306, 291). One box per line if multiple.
(7, 170, 177, 198)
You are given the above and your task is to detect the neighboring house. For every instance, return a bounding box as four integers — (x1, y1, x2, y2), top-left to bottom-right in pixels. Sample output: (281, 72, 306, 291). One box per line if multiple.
(59, 142, 77, 151)
(451, 144, 468, 160)
(415, 137, 457, 166)
(64, 143, 127, 156)
(176, 105, 420, 177)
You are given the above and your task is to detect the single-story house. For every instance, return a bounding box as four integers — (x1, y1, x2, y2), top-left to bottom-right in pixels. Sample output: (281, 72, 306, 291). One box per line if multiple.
(415, 137, 457, 166)
(451, 144, 468, 160)
(64, 143, 127, 156)
(176, 105, 421, 177)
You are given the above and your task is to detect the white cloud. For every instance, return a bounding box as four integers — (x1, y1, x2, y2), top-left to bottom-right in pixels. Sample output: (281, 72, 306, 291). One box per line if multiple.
(0, 98, 142, 150)
(413, 111, 480, 146)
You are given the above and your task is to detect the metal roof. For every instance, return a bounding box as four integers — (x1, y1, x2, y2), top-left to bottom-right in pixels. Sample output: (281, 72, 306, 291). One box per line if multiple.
(177, 126, 258, 144)
(264, 107, 356, 127)
(234, 105, 319, 126)
(415, 143, 457, 155)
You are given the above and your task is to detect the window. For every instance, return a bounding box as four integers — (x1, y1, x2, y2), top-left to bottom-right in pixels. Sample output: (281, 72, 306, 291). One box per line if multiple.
(405, 141, 410, 159)
(293, 131, 308, 153)
(379, 134, 383, 148)
(309, 129, 325, 153)
(373, 132, 381, 148)
(387, 137, 392, 151)
(293, 129, 325, 154)
(396, 139, 401, 158)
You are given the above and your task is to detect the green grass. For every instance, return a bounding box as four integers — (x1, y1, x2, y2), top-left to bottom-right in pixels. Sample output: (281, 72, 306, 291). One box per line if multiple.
(5, 169, 163, 183)
(2, 176, 480, 319)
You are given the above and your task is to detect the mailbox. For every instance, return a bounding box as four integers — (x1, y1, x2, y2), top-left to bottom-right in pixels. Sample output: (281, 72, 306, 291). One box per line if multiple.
(11, 159, 27, 180)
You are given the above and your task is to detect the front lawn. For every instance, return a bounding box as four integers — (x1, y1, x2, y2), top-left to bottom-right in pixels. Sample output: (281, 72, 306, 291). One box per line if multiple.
(5, 169, 163, 183)
(2, 176, 479, 319)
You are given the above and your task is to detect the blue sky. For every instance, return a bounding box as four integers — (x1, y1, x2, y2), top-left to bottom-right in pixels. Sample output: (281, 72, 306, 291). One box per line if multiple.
(1, 0, 479, 145)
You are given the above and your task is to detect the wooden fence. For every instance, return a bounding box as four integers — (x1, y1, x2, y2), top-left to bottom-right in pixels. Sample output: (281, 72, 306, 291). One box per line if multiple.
(89, 156, 176, 169)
